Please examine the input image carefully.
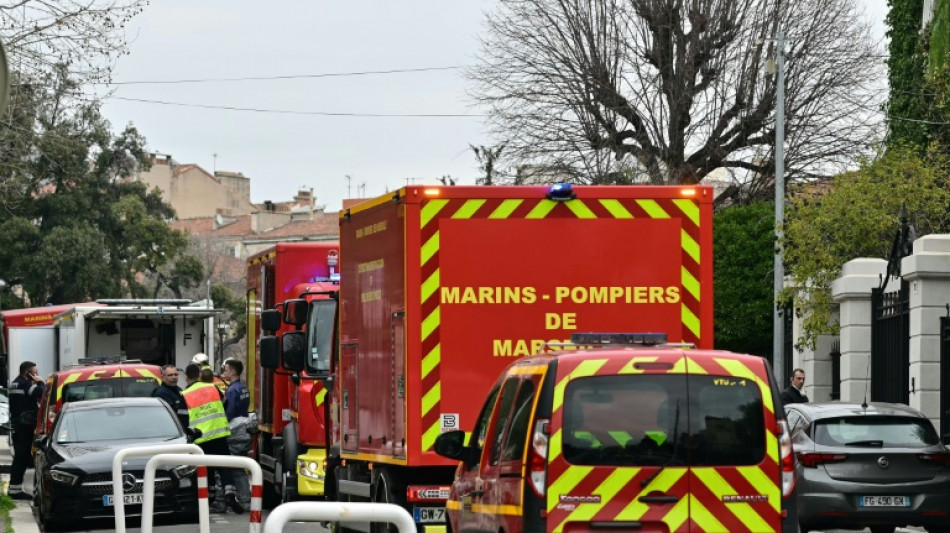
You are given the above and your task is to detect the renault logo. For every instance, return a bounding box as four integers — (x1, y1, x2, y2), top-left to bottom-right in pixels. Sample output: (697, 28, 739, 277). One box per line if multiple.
(877, 456, 890, 469)
(122, 473, 137, 492)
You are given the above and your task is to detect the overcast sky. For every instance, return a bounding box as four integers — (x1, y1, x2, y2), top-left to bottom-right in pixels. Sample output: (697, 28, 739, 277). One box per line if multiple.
(98, 0, 890, 213)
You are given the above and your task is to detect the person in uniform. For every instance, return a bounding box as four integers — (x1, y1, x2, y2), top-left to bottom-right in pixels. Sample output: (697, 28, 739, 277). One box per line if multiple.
(183, 363, 244, 514)
(192, 353, 229, 395)
(222, 358, 251, 503)
(151, 365, 189, 429)
(8, 361, 46, 500)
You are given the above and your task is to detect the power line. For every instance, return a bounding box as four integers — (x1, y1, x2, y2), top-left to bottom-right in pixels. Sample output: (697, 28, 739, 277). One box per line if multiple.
(105, 96, 485, 118)
(104, 66, 464, 86)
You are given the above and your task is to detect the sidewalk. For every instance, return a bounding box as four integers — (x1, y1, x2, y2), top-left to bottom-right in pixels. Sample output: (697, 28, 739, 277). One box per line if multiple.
(0, 433, 40, 533)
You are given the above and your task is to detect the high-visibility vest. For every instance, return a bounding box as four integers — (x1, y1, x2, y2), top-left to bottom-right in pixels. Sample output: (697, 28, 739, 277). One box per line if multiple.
(183, 382, 231, 444)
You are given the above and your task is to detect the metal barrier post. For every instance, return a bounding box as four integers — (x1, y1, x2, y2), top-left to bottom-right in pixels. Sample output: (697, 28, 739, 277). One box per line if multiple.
(142, 453, 263, 533)
(111, 444, 204, 533)
(263, 502, 416, 533)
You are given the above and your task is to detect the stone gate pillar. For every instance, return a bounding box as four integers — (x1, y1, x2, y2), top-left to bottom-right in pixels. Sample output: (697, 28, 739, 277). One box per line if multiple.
(831, 258, 887, 403)
(902, 234, 950, 433)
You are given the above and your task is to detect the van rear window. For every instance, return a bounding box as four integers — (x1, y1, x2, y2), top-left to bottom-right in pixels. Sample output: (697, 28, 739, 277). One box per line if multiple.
(562, 374, 765, 467)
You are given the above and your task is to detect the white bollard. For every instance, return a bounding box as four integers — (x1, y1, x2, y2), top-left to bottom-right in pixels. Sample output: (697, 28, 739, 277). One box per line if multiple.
(111, 443, 204, 533)
(142, 453, 263, 533)
(263, 501, 417, 533)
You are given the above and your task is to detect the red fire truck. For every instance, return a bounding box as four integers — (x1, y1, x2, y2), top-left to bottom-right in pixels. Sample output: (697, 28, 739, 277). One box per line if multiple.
(246, 241, 340, 504)
(265, 184, 714, 531)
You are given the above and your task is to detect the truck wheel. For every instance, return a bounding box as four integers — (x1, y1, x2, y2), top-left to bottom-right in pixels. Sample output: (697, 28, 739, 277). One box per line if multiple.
(281, 470, 298, 503)
(371, 468, 404, 533)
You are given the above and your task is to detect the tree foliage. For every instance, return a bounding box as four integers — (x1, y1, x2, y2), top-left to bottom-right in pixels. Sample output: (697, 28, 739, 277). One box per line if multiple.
(0, 70, 202, 305)
(782, 145, 950, 347)
(472, 0, 882, 191)
(713, 201, 774, 354)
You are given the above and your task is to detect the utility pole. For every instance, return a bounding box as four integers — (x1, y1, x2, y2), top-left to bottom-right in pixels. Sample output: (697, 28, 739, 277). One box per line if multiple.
(346, 175, 352, 198)
(772, 31, 787, 386)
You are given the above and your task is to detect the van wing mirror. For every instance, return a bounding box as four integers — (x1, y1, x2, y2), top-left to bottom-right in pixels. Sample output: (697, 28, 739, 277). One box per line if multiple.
(434, 430, 476, 463)
(281, 331, 306, 372)
(261, 309, 281, 332)
(260, 336, 279, 369)
(284, 299, 308, 327)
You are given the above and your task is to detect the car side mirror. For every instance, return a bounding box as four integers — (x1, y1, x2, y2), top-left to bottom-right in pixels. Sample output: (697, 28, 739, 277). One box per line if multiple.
(434, 430, 479, 465)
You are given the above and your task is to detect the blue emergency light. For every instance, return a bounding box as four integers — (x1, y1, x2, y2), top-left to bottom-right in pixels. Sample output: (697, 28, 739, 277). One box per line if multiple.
(546, 183, 576, 201)
(570, 332, 668, 346)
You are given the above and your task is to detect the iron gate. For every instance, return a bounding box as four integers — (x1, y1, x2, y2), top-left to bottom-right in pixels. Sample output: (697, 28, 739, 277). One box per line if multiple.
(830, 340, 841, 400)
(940, 315, 950, 436)
(870, 281, 910, 404)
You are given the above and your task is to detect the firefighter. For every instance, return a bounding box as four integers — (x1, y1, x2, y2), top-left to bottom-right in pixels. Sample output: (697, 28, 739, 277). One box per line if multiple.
(151, 364, 189, 428)
(183, 363, 244, 514)
(191, 353, 229, 395)
(222, 358, 251, 503)
(8, 361, 45, 500)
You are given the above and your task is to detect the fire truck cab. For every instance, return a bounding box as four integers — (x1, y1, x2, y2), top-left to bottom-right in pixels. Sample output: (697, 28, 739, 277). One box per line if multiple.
(436, 333, 798, 533)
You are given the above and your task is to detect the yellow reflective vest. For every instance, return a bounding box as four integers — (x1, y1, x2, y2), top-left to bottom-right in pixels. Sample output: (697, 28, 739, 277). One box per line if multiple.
(183, 381, 231, 444)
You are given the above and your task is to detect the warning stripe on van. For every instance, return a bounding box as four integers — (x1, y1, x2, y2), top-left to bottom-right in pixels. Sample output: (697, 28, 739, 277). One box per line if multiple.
(545, 351, 780, 533)
(417, 197, 705, 453)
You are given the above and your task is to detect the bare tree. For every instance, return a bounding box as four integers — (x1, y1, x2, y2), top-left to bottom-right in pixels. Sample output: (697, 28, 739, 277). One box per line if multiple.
(471, 0, 884, 188)
(1, 0, 147, 83)
(471, 143, 508, 185)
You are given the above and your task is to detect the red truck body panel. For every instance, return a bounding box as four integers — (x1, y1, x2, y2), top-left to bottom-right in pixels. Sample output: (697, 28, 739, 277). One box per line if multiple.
(338, 185, 714, 468)
(247, 241, 339, 442)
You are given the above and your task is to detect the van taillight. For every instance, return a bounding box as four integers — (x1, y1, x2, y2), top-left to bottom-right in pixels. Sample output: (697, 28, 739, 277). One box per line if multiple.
(778, 419, 796, 497)
(797, 453, 849, 468)
(528, 418, 550, 498)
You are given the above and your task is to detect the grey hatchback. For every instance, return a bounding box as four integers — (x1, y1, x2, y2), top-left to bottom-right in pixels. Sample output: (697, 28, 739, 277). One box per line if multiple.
(785, 402, 950, 533)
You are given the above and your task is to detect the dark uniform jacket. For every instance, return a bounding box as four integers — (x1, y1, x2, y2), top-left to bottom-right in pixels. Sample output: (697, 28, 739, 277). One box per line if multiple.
(9, 374, 45, 428)
(781, 385, 808, 405)
(152, 382, 190, 428)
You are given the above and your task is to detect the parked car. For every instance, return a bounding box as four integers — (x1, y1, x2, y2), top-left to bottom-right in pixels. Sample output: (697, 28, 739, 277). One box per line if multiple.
(434, 333, 798, 533)
(32, 397, 198, 531)
(785, 402, 950, 533)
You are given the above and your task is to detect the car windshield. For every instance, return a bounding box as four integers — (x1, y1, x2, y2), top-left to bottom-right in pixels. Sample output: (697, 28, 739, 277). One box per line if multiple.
(814, 416, 939, 447)
(61, 377, 158, 402)
(56, 405, 181, 443)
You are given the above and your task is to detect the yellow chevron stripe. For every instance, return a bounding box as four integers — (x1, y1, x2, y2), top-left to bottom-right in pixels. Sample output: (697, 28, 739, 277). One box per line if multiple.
(421, 307, 440, 342)
(553, 468, 640, 530)
(637, 199, 670, 218)
(613, 469, 686, 523)
(688, 494, 728, 532)
(526, 200, 557, 219)
(673, 198, 700, 226)
(682, 305, 701, 338)
(693, 468, 771, 531)
(565, 199, 596, 218)
(315, 388, 327, 407)
(549, 428, 563, 462)
(422, 421, 440, 451)
(420, 199, 450, 228)
(421, 345, 440, 380)
(766, 431, 779, 464)
(421, 383, 441, 417)
(670, 356, 690, 374)
(452, 199, 486, 218)
(662, 492, 690, 532)
(138, 369, 160, 381)
(57, 372, 82, 398)
(598, 199, 633, 218)
(421, 269, 440, 303)
(547, 465, 594, 513)
(682, 229, 700, 264)
(737, 465, 781, 511)
(617, 355, 659, 374)
(489, 199, 523, 218)
(682, 267, 701, 301)
(421, 232, 440, 266)
(713, 358, 775, 415)
(684, 355, 709, 375)
(552, 359, 608, 412)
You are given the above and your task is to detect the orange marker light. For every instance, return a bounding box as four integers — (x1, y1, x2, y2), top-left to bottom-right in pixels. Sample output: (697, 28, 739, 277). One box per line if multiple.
(423, 188, 441, 196)
(680, 188, 697, 197)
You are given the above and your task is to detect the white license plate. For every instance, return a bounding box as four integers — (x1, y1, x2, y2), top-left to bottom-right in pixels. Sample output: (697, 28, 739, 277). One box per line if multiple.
(413, 507, 445, 523)
(103, 493, 144, 506)
(860, 495, 910, 507)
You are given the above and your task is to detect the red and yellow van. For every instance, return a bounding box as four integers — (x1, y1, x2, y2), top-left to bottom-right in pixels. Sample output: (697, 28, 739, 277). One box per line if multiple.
(435, 333, 797, 533)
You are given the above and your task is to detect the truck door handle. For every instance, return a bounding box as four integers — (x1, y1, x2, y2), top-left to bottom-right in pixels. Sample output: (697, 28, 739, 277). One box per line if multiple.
(638, 495, 679, 503)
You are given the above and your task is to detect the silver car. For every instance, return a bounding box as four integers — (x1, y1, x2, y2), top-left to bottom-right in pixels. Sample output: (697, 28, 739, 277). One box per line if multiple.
(785, 402, 950, 533)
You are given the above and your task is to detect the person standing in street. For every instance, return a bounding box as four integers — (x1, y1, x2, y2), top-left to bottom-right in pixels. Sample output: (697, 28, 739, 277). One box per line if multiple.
(191, 352, 229, 396)
(222, 358, 251, 504)
(151, 365, 189, 429)
(781, 368, 809, 404)
(8, 361, 45, 500)
(183, 363, 244, 514)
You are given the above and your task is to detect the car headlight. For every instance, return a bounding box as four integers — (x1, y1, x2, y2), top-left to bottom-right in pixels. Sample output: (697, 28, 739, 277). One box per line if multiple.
(173, 465, 198, 479)
(49, 469, 79, 485)
(298, 459, 324, 480)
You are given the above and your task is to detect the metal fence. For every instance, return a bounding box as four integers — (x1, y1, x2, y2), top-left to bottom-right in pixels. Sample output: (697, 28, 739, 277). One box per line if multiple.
(940, 314, 950, 434)
(870, 281, 910, 404)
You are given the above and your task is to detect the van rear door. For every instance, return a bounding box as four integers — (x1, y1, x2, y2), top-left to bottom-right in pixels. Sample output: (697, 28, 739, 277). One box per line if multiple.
(545, 350, 690, 533)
